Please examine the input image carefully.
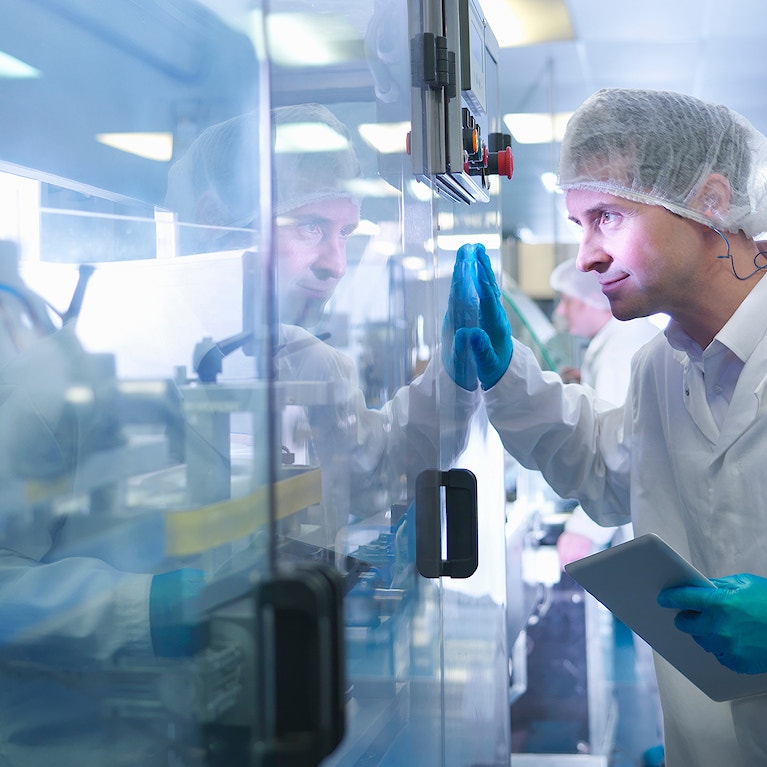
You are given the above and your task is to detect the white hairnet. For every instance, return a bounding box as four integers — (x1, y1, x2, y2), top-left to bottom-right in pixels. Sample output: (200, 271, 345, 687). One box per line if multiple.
(558, 89, 767, 237)
(550, 257, 610, 310)
(271, 103, 361, 215)
(164, 103, 361, 233)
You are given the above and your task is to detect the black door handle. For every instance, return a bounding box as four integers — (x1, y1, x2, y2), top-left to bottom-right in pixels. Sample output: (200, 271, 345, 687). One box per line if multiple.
(415, 468, 478, 579)
(254, 564, 345, 767)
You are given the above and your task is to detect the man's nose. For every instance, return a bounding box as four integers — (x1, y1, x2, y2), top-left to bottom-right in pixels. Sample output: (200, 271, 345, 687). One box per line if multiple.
(575, 231, 609, 273)
(313, 237, 347, 279)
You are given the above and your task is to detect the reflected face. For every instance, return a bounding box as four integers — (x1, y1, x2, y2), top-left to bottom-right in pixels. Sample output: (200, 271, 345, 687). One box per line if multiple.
(566, 188, 705, 321)
(274, 197, 360, 328)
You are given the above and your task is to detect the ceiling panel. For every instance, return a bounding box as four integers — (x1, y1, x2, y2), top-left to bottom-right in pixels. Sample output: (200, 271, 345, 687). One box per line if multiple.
(496, 0, 767, 242)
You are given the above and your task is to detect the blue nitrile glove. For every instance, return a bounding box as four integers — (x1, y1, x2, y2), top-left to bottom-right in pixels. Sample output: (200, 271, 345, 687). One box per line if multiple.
(441, 243, 512, 391)
(150, 568, 208, 658)
(658, 573, 767, 674)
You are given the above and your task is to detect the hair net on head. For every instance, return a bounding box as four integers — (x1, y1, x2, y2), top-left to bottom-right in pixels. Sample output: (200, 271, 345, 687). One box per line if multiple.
(164, 103, 361, 232)
(558, 88, 767, 237)
(164, 112, 260, 231)
(550, 257, 610, 310)
(272, 103, 361, 216)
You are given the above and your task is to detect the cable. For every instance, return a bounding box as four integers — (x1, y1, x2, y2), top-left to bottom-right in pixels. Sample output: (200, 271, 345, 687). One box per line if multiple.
(712, 226, 767, 281)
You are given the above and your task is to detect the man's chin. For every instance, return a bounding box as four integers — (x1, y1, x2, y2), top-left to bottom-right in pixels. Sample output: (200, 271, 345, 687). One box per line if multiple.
(281, 301, 327, 330)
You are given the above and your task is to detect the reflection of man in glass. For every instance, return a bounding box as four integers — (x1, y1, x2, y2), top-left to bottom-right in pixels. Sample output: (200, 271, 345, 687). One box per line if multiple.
(165, 103, 361, 329)
(165, 103, 477, 534)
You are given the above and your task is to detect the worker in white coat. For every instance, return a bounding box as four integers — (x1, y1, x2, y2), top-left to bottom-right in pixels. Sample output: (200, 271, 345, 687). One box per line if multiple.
(441, 88, 767, 766)
(549, 257, 659, 566)
(550, 258, 664, 766)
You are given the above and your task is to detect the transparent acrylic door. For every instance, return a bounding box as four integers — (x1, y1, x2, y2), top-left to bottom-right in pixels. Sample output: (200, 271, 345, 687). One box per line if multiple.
(264, 0, 510, 765)
(0, 2, 280, 766)
(0, 0, 512, 765)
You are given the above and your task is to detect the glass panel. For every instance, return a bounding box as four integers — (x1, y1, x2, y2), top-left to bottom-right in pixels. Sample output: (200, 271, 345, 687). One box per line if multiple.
(265, 0, 510, 765)
(0, 0, 513, 765)
(0, 2, 274, 766)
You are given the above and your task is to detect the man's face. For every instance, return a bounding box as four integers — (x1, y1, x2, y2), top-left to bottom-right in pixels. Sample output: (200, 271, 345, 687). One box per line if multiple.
(274, 197, 360, 328)
(566, 188, 706, 321)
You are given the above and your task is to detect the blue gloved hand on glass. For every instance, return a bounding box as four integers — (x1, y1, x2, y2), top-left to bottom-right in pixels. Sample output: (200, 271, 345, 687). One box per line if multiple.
(658, 573, 767, 674)
(150, 567, 208, 658)
(441, 243, 512, 391)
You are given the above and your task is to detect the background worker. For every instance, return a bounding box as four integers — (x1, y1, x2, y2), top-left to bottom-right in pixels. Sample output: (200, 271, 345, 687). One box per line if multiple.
(442, 88, 767, 766)
(549, 257, 660, 565)
(549, 258, 664, 766)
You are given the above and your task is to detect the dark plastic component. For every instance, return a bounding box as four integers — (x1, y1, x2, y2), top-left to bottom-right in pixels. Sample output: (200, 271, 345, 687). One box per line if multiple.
(415, 468, 479, 579)
(254, 565, 346, 767)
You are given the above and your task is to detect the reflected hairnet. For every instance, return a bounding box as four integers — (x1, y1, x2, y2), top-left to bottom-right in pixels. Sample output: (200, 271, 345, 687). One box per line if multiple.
(550, 258, 610, 310)
(164, 103, 361, 229)
(272, 103, 361, 215)
(558, 89, 767, 237)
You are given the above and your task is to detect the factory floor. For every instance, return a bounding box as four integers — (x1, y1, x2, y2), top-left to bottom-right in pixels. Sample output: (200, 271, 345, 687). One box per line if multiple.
(511, 576, 664, 766)
(611, 620, 665, 767)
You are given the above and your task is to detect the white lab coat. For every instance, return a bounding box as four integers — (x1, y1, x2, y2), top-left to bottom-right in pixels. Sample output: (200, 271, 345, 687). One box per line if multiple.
(484, 278, 767, 765)
(0, 322, 478, 766)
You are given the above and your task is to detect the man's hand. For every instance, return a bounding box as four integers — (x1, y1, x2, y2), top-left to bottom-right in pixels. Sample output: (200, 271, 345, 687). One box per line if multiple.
(441, 243, 513, 391)
(658, 573, 767, 674)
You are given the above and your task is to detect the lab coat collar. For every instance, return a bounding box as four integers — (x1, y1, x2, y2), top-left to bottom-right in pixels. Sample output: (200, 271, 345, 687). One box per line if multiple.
(664, 274, 767, 454)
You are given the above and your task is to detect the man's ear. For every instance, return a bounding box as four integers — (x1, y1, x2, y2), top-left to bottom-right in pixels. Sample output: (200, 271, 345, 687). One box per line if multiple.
(694, 173, 732, 221)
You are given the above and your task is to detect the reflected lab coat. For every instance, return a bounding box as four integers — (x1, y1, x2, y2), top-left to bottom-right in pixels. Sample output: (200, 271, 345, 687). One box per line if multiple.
(0, 322, 478, 767)
(484, 276, 767, 766)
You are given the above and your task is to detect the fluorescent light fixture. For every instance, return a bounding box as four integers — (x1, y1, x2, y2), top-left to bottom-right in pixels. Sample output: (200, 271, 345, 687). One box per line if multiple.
(347, 177, 401, 199)
(96, 132, 173, 162)
(266, 13, 361, 67)
(358, 122, 410, 154)
(274, 122, 349, 153)
(0, 50, 40, 78)
(502, 112, 574, 144)
(354, 219, 380, 237)
(402, 255, 427, 271)
(540, 171, 561, 194)
(437, 233, 502, 252)
(438, 211, 456, 231)
(477, 0, 573, 48)
(408, 179, 434, 202)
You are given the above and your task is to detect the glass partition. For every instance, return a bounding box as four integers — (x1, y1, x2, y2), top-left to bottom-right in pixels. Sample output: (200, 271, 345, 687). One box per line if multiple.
(0, 1, 513, 765)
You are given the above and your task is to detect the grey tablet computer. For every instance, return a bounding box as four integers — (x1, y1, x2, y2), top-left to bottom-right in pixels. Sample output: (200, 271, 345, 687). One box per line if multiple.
(565, 533, 767, 701)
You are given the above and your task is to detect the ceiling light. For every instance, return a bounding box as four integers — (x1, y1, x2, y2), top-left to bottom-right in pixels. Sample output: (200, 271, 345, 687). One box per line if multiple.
(353, 219, 380, 236)
(408, 179, 434, 202)
(477, 0, 573, 48)
(0, 50, 40, 79)
(437, 233, 502, 252)
(347, 178, 402, 199)
(502, 112, 574, 144)
(274, 122, 349, 153)
(266, 13, 362, 67)
(540, 171, 561, 193)
(96, 132, 173, 162)
(402, 256, 427, 271)
(358, 122, 410, 154)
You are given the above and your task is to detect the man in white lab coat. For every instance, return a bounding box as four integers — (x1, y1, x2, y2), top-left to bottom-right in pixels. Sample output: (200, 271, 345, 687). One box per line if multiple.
(442, 88, 767, 766)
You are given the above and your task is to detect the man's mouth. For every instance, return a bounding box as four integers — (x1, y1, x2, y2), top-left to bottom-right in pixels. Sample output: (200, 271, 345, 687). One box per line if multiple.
(599, 273, 629, 292)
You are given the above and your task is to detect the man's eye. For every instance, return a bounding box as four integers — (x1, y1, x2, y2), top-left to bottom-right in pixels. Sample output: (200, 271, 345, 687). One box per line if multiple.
(297, 222, 323, 239)
(600, 211, 616, 225)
